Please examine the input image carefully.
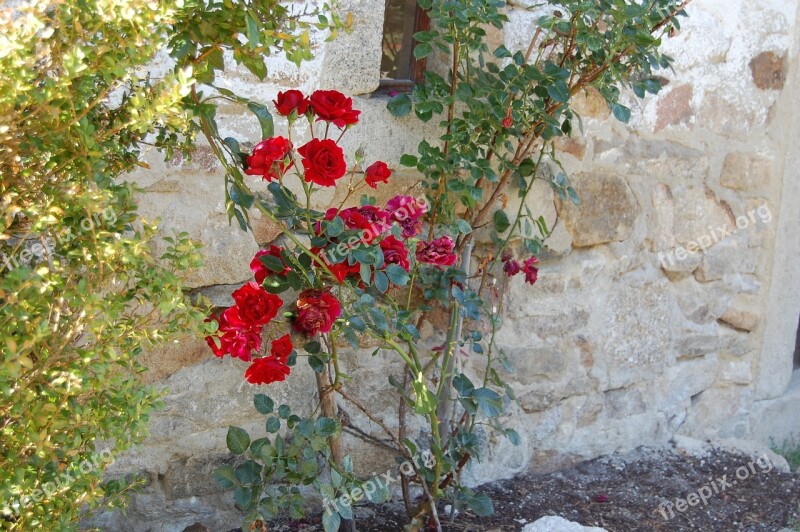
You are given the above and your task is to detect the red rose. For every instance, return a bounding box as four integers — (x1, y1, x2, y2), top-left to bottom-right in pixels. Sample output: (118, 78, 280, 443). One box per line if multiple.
(245, 356, 291, 385)
(326, 205, 391, 243)
(386, 195, 428, 238)
(503, 259, 521, 276)
(245, 137, 293, 181)
(273, 90, 308, 117)
(232, 281, 283, 326)
(297, 138, 347, 187)
(250, 246, 290, 284)
(365, 161, 391, 189)
(205, 307, 262, 362)
(293, 289, 342, 336)
(309, 89, 361, 128)
(416, 236, 457, 267)
(522, 256, 539, 285)
(502, 107, 513, 128)
(380, 235, 410, 271)
(270, 334, 293, 362)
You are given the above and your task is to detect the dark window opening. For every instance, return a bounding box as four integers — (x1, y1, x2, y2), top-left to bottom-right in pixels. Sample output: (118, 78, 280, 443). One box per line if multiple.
(379, 0, 428, 92)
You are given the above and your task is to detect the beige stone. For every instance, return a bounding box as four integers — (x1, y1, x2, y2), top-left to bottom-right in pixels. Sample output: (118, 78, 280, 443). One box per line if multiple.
(555, 172, 638, 247)
(719, 307, 760, 332)
(572, 86, 610, 119)
(720, 153, 773, 192)
(138, 336, 213, 385)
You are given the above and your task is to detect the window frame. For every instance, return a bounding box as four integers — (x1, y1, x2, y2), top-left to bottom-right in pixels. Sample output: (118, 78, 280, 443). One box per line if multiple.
(377, 3, 429, 94)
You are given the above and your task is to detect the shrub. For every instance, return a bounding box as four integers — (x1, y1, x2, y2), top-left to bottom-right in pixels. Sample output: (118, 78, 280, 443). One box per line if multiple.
(201, 2, 690, 530)
(0, 0, 335, 528)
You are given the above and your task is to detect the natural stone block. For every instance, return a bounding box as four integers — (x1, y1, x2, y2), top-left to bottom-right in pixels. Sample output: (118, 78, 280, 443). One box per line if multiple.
(651, 184, 736, 275)
(720, 152, 773, 192)
(572, 86, 610, 119)
(163, 454, 233, 500)
(718, 360, 752, 385)
(719, 306, 760, 332)
(555, 172, 638, 247)
(695, 234, 756, 282)
(554, 136, 587, 160)
(138, 336, 214, 385)
(600, 281, 674, 388)
(604, 386, 647, 419)
(654, 83, 693, 132)
(749, 51, 787, 90)
(523, 515, 608, 532)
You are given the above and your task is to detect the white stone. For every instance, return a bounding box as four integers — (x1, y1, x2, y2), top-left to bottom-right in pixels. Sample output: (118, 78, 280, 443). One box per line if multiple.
(522, 515, 608, 532)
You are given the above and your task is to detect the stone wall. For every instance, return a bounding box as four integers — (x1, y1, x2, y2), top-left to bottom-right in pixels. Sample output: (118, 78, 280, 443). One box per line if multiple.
(87, 1, 800, 530)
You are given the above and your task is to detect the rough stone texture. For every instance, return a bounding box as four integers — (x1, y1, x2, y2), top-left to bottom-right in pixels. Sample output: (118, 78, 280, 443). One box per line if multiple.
(750, 50, 788, 90)
(654, 83, 693, 132)
(317, 0, 386, 95)
(95, 1, 800, 529)
(555, 173, 638, 248)
(522, 515, 608, 532)
(720, 152, 774, 192)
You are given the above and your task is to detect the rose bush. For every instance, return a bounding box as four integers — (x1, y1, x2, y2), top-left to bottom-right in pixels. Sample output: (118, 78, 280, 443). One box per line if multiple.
(200, 1, 690, 529)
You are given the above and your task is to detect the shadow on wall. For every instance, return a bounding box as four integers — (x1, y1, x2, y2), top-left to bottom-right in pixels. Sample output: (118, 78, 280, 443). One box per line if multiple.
(794, 315, 800, 369)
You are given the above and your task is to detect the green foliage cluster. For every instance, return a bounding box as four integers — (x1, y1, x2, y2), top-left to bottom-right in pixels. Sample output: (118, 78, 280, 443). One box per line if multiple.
(0, 0, 337, 529)
(390, 0, 687, 257)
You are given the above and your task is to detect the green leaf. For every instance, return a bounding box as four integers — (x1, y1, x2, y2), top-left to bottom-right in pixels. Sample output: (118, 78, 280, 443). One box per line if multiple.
(303, 341, 321, 354)
(348, 315, 366, 332)
(230, 182, 254, 209)
(245, 10, 260, 49)
(254, 394, 274, 415)
(226, 426, 250, 455)
(373, 270, 389, 293)
(505, 428, 521, 445)
(326, 216, 344, 237)
(234, 486, 253, 508)
(413, 42, 432, 59)
(493, 45, 512, 58)
(610, 102, 631, 123)
(412, 373, 436, 415)
(385, 264, 410, 286)
(308, 355, 325, 373)
(364, 478, 391, 503)
(399, 153, 418, 167)
(493, 210, 510, 233)
(322, 509, 341, 532)
(465, 492, 494, 516)
(278, 404, 291, 419)
(213, 465, 236, 489)
(258, 254, 285, 273)
(387, 94, 413, 117)
(456, 219, 472, 234)
(453, 373, 475, 396)
(265, 416, 281, 433)
(235, 460, 263, 486)
(473, 388, 503, 418)
(546, 80, 570, 103)
(248, 102, 275, 138)
(316, 416, 338, 438)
